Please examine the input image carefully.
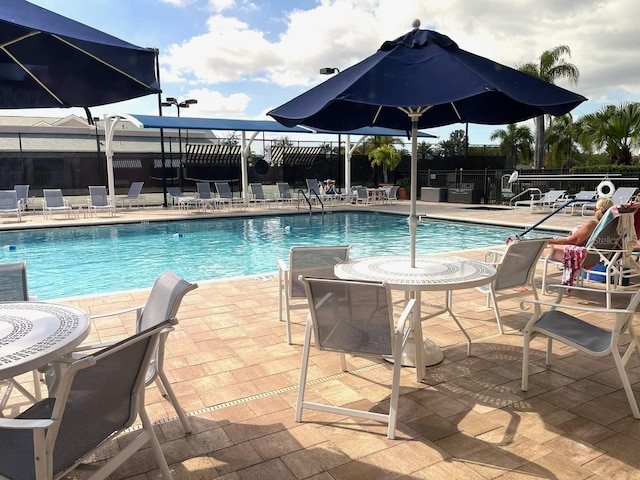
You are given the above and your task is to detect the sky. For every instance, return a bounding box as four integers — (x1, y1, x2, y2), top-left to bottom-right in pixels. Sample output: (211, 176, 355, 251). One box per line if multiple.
(16, 0, 640, 149)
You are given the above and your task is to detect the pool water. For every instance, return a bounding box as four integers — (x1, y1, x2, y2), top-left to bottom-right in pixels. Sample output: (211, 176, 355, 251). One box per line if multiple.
(0, 212, 540, 300)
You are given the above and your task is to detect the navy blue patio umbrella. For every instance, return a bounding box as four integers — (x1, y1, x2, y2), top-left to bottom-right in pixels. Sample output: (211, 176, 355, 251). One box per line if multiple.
(269, 21, 587, 266)
(0, 0, 160, 109)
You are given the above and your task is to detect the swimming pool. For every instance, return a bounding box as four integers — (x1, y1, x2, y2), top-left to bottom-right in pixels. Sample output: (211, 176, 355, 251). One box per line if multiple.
(0, 212, 541, 300)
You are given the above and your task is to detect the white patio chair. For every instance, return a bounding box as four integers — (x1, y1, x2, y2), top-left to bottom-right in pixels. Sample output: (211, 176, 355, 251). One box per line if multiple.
(249, 183, 275, 208)
(522, 286, 640, 419)
(296, 277, 415, 439)
(0, 190, 21, 222)
(167, 186, 198, 211)
(277, 246, 350, 344)
(42, 189, 72, 219)
(477, 239, 548, 334)
(0, 320, 176, 479)
(0, 261, 41, 414)
(14, 184, 30, 212)
(214, 182, 244, 209)
(85, 270, 198, 433)
(276, 182, 296, 207)
(87, 185, 115, 217)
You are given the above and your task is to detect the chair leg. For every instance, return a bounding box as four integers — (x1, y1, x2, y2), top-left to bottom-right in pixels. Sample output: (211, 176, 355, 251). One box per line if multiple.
(611, 348, 640, 418)
(488, 289, 504, 334)
(295, 317, 313, 422)
(521, 330, 531, 391)
(140, 406, 173, 479)
(157, 371, 192, 433)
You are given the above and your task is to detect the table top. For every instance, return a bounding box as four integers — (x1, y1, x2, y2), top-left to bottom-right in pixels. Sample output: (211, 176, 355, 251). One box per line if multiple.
(335, 255, 496, 291)
(0, 302, 91, 380)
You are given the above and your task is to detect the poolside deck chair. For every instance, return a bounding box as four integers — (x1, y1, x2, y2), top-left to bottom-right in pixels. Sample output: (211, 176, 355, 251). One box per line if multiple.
(277, 245, 350, 344)
(276, 182, 295, 207)
(214, 182, 244, 209)
(42, 189, 72, 219)
(305, 178, 326, 204)
(0, 320, 175, 480)
(88, 185, 115, 217)
(514, 189, 567, 213)
(249, 183, 275, 208)
(196, 182, 218, 212)
(540, 204, 639, 308)
(477, 239, 548, 334)
(382, 185, 399, 204)
(167, 186, 198, 211)
(85, 270, 198, 433)
(521, 287, 640, 419)
(355, 187, 372, 204)
(0, 190, 21, 222)
(296, 277, 415, 440)
(14, 184, 30, 212)
(555, 190, 596, 215)
(116, 181, 145, 209)
(582, 186, 638, 216)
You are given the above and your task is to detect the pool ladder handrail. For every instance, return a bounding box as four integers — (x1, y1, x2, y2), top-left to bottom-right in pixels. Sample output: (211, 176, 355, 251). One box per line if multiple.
(297, 189, 324, 214)
(509, 187, 543, 207)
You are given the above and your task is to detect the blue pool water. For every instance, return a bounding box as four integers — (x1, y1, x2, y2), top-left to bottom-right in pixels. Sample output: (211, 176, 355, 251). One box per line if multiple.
(0, 212, 539, 300)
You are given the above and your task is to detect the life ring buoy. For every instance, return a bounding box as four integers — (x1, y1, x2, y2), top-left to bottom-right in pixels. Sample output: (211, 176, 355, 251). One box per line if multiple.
(508, 171, 519, 184)
(597, 180, 615, 198)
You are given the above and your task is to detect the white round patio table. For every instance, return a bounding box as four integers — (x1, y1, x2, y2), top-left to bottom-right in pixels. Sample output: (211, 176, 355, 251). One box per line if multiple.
(335, 255, 496, 382)
(0, 302, 91, 403)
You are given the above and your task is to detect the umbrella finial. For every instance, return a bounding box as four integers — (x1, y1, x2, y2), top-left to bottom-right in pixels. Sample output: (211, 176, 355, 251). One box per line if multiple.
(412, 19, 421, 29)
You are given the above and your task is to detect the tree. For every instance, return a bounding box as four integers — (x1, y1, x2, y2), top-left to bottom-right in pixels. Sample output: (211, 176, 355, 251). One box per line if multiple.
(518, 45, 580, 169)
(417, 141, 434, 160)
(575, 102, 640, 164)
(545, 114, 577, 168)
(369, 144, 401, 184)
(490, 123, 533, 165)
(221, 131, 239, 146)
(437, 129, 467, 156)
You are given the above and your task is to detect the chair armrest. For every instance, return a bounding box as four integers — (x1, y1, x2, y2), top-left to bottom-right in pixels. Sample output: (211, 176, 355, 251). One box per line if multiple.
(90, 304, 144, 319)
(277, 259, 288, 273)
(395, 298, 416, 332)
(0, 418, 53, 429)
(522, 286, 636, 314)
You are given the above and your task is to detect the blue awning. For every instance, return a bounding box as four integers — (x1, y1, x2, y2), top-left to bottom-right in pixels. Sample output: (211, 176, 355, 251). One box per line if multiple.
(125, 114, 435, 138)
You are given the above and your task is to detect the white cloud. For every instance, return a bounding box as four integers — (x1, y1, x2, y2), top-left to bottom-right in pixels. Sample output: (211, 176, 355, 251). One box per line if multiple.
(207, 0, 235, 13)
(158, 0, 194, 6)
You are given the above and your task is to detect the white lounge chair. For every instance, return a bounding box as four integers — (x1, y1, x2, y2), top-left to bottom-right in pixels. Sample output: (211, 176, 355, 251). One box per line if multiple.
(167, 186, 198, 210)
(276, 182, 296, 207)
(196, 182, 218, 212)
(0, 190, 21, 222)
(582, 186, 638, 216)
(116, 181, 145, 208)
(514, 189, 567, 213)
(249, 183, 275, 208)
(87, 185, 115, 217)
(214, 182, 244, 209)
(42, 189, 72, 219)
(14, 184, 30, 212)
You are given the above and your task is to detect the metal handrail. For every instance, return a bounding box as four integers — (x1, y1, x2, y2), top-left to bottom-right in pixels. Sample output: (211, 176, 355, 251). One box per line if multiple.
(307, 189, 325, 214)
(519, 198, 596, 237)
(509, 188, 543, 207)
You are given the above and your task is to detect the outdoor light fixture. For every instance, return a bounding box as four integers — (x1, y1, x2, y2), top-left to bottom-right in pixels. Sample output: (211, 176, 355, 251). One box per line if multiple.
(319, 67, 340, 75)
(160, 97, 198, 174)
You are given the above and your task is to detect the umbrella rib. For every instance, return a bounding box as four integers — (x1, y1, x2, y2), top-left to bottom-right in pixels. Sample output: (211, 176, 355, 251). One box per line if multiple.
(1, 46, 65, 105)
(53, 34, 154, 88)
(0, 31, 40, 49)
(450, 102, 463, 121)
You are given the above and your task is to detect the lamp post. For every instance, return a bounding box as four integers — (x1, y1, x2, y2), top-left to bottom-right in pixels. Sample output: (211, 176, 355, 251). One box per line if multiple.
(319, 68, 341, 189)
(161, 97, 197, 190)
(160, 97, 197, 161)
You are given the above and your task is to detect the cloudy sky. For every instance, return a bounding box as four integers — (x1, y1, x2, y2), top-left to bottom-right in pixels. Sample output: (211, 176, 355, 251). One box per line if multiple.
(22, 0, 640, 146)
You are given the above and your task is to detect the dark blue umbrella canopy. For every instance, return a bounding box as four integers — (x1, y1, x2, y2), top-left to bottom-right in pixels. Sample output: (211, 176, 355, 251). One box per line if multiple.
(0, 0, 160, 108)
(268, 27, 586, 130)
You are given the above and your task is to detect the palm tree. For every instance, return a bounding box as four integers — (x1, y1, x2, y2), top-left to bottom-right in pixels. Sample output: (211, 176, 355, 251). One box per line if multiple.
(489, 123, 533, 165)
(545, 114, 577, 168)
(575, 102, 640, 164)
(519, 45, 580, 169)
(369, 144, 401, 184)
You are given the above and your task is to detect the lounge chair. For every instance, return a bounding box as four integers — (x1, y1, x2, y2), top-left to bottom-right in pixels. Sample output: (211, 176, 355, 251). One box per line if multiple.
(214, 182, 244, 209)
(355, 186, 372, 204)
(295, 277, 415, 439)
(582, 186, 638, 216)
(0, 320, 176, 479)
(167, 186, 198, 210)
(116, 181, 145, 208)
(249, 183, 275, 208)
(0, 190, 21, 222)
(196, 182, 218, 211)
(514, 189, 567, 213)
(276, 182, 296, 207)
(14, 184, 30, 212)
(87, 185, 115, 217)
(42, 189, 73, 219)
(540, 204, 639, 308)
(555, 190, 596, 215)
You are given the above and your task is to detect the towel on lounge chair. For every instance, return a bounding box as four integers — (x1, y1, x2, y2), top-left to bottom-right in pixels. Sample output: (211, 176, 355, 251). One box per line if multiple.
(562, 245, 588, 286)
(617, 210, 638, 265)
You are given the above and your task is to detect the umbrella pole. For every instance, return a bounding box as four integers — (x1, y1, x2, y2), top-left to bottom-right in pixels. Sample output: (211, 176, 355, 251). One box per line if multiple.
(410, 117, 419, 268)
